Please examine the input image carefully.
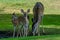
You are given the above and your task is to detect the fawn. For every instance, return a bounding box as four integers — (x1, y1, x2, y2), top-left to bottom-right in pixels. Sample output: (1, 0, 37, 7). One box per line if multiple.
(12, 12, 18, 37)
(12, 9, 30, 37)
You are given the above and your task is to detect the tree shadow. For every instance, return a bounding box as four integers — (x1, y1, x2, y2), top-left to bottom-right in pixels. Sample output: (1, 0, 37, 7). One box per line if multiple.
(40, 27, 60, 35)
(0, 14, 60, 38)
(43, 14, 60, 25)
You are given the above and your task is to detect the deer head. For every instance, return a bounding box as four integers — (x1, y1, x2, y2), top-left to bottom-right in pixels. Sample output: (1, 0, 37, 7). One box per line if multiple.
(21, 9, 30, 18)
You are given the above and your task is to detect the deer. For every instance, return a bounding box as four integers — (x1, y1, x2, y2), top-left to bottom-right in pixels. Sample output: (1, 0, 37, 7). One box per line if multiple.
(32, 2, 44, 36)
(12, 12, 18, 37)
(18, 9, 30, 37)
(12, 9, 30, 37)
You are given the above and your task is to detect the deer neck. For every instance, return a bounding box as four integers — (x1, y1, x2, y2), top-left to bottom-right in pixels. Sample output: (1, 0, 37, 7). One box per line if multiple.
(24, 16, 29, 24)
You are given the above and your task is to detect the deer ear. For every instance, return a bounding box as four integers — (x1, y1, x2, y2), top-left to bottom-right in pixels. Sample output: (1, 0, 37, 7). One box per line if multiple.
(27, 9, 30, 13)
(12, 12, 15, 15)
(21, 9, 24, 13)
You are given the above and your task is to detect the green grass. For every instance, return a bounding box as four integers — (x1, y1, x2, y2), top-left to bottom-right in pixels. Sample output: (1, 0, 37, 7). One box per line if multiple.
(0, 34, 60, 40)
(0, 14, 60, 34)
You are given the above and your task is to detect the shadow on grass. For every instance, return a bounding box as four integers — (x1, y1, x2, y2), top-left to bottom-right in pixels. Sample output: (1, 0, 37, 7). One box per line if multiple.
(29, 27, 60, 36)
(0, 14, 60, 25)
(40, 27, 60, 35)
(43, 14, 60, 25)
(0, 27, 60, 38)
(0, 14, 60, 38)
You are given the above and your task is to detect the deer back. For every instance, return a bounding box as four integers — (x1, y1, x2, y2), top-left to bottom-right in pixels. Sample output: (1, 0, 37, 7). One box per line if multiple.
(33, 2, 44, 22)
(18, 16, 26, 25)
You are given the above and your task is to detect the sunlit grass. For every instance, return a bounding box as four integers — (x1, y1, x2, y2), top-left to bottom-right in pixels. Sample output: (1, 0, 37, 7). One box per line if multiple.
(0, 0, 60, 14)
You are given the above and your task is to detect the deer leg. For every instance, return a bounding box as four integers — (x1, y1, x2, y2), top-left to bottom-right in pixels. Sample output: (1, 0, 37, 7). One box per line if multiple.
(32, 26, 36, 36)
(26, 27, 28, 37)
(25, 28, 27, 37)
(23, 25, 25, 36)
(33, 31, 35, 36)
(23, 26, 26, 37)
(17, 24, 22, 37)
(23, 27, 25, 36)
(19, 25, 23, 37)
(21, 26, 24, 36)
(37, 16, 43, 36)
(37, 25, 40, 36)
(25, 23, 29, 37)
(19, 24, 24, 37)
(33, 22, 39, 36)
(17, 27, 19, 37)
(17, 25, 20, 37)
(32, 25, 37, 36)
(19, 30, 21, 37)
(13, 25, 16, 38)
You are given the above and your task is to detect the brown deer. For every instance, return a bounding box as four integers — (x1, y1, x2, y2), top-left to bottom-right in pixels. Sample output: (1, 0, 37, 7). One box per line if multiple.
(18, 9, 30, 37)
(12, 9, 30, 37)
(32, 2, 44, 36)
(12, 12, 18, 37)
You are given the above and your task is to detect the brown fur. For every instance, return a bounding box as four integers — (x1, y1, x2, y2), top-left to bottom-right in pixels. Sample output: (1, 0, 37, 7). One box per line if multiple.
(12, 9, 30, 37)
(32, 2, 44, 36)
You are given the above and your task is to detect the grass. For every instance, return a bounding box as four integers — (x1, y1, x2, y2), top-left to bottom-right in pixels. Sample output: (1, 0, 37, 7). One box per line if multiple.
(0, 0, 60, 14)
(0, 34, 60, 40)
(0, 14, 60, 34)
(0, 0, 60, 40)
